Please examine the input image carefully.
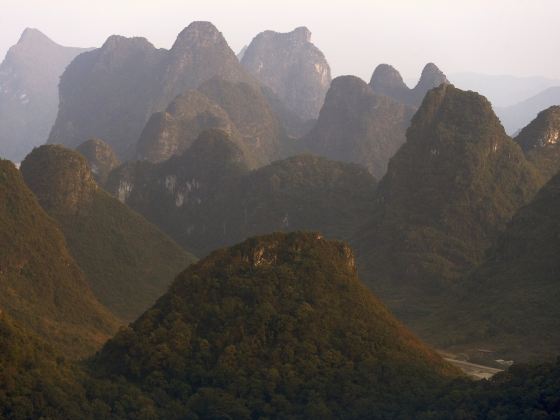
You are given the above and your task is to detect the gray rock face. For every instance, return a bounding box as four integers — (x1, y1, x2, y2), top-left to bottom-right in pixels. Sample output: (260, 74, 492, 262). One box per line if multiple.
(107, 130, 376, 257)
(136, 78, 285, 167)
(302, 75, 415, 178)
(76, 138, 120, 185)
(48, 21, 254, 160)
(0, 29, 89, 162)
(241, 26, 331, 121)
(370, 62, 449, 108)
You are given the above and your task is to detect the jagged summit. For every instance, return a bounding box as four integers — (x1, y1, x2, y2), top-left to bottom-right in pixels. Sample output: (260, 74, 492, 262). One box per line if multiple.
(101, 34, 155, 51)
(354, 84, 540, 325)
(48, 22, 252, 159)
(302, 75, 414, 178)
(416, 62, 449, 88)
(172, 21, 226, 50)
(369, 62, 448, 108)
(241, 26, 331, 120)
(17, 27, 55, 45)
(370, 64, 408, 90)
(0, 29, 88, 161)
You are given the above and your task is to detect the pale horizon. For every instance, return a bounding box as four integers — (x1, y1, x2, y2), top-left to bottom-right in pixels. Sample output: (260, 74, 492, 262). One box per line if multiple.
(1, 0, 559, 83)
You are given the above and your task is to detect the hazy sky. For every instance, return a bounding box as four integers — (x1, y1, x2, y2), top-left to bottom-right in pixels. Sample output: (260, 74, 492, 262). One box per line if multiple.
(1, 0, 559, 82)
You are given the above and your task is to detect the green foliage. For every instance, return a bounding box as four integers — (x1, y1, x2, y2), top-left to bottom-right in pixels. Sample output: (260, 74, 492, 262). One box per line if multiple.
(20, 145, 196, 320)
(0, 313, 91, 419)
(428, 170, 560, 361)
(514, 105, 560, 182)
(0, 159, 118, 357)
(90, 232, 459, 418)
(354, 85, 541, 328)
(107, 130, 377, 258)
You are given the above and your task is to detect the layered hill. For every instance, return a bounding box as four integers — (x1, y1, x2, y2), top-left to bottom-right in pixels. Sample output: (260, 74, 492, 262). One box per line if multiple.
(354, 85, 541, 324)
(0, 28, 88, 162)
(514, 105, 560, 181)
(108, 129, 376, 257)
(136, 78, 285, 166)
(241, 26, 331, 121)
(20, 145, 196, 320)
(91, 232, 458, 418)
(430, 170, 560, 361)
(47, 22, 254, 159)
(302, 76, 414, 178)
(0, 159, 118, 355)
(496, 86, 560, 134)
(370, 62, 449, 108)
(76, 138, 120, 185)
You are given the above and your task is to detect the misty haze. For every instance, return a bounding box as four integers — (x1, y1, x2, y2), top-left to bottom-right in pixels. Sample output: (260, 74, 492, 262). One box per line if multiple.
(0, 1, 559, 418)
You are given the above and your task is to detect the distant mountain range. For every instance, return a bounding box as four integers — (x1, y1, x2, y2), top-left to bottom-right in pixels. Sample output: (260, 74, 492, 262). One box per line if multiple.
(450, 72, 560, 108)
(0, 29, 89, 162)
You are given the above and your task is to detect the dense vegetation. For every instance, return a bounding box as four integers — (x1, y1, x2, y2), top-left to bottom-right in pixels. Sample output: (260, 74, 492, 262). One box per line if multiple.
(108, 129, 377, 257)
(426, 169, 560, 361)
(0, 313, 91, 418)
(1, 224, 560, 418)
(354, 84, 541, 327)
(514, 105, 560, 182)
(20, 145, 196, 320)
(0, 159, 118, 356)
(89, 232, 459, 418)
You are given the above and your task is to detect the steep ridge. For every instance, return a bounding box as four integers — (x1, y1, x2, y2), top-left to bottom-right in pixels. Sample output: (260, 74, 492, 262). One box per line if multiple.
(241, 26, 331, 121)
(76, 138, 120, 185)
(108, 130, 376, 257)
(47, 22, 255, 159)
(20, 146, 196, 320)
(302, 75, 414, 178)
(514, 105, 560, 181)
(0, 28, 89, 161)
(91, 232, 459, 418)
(430, 170, 560, 361)
(354, 84, 541, 325)
(370, 62, 449, 108)
(137, 78, 285, 166)
(0, 159, 118, 355)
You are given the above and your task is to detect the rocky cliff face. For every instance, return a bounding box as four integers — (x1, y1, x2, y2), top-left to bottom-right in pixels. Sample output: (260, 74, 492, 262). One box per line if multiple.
(108, 129, 377, 257)
(136, 78, 284, 166)
(0, 28, 89, 161)
(302, 75, 415, 178)
(370, 62, 449, 108)
(76, 138, 120, 185)
(241, 26, 331, 121)
(514, 105, 560, 181)
(48, 22, 254, 160)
